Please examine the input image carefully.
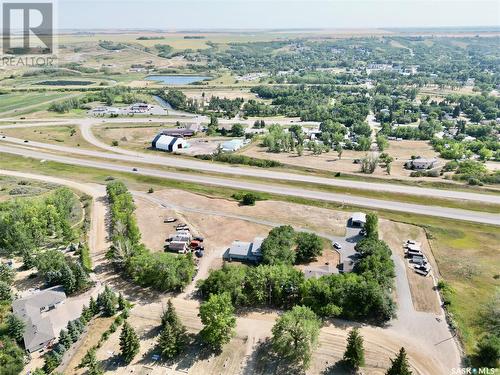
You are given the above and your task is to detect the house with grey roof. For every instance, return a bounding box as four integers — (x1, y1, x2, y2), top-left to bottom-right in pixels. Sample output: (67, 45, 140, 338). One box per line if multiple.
(224, 237, 264, 263)
(12, 287, 66, 352)
(303, 264, 337, 279)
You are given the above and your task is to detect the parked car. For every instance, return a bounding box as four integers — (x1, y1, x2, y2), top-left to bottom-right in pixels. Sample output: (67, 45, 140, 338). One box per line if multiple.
(193, 236, 204, 242)
(333, 242, 342, 250)
(164, 217, 177, 223)
(195, 250, 204, 258)
(132, 168, 138, 172)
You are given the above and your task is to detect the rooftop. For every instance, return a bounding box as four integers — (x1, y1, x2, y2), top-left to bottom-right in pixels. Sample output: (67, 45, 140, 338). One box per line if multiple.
(12, 287, 66, 352)
(351, 212, 366, 223)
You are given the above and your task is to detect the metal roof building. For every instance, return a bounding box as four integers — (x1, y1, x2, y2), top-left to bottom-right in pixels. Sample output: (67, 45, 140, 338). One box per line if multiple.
(350, 212, 367, 227)
(152, 134, 187, 152)
(224, 237, 264, 263)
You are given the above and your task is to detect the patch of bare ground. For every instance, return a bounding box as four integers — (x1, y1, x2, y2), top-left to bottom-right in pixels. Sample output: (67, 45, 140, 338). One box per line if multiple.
(379, 220, 441, 314)
(152, 189, 348, 236)
(295, 247, 341, 273)
(240, 140, 446, 181)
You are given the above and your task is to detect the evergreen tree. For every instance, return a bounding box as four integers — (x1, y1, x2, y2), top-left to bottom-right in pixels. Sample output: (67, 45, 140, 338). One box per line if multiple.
(67, 320, 80, 342)
(58, 329, 72, 350)
(7, 314, 25, 343)
(60, 263, 76, 294)
(364, 213, 379, 239)
(386, 347, 412, 375)
(97, 286, 117, 317)
(157, 300, 188, 359)
(118, 293, 126, 311)
(89, 296, 99, 316)
(343, 328, 365, 370)
(161, 300, 180, 328)
(119, 322, 140, 364)
(158, 323, 188, 359)
(81, 305, 92, 323)
(79, 347, 96, 368)
(71, 262, 88, 292)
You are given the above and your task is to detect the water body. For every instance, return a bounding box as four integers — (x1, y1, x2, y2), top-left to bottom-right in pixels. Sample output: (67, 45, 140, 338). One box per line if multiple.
(145, 75, 211, 85)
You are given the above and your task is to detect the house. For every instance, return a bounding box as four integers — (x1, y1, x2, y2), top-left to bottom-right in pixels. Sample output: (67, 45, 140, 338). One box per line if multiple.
(303, 264, 336, 279)
(221, 139, 245, 152)
(12, 287, 66, 352)
(405, 158, 437, 170)
(152, 134, 187, 152)
(350, 212, 366, 227)
(224, 237, 264, 263)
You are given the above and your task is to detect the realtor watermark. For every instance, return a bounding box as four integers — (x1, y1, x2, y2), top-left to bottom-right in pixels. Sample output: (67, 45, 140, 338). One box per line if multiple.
(1, 0, 57, 67)
(451, 368, 498, 375)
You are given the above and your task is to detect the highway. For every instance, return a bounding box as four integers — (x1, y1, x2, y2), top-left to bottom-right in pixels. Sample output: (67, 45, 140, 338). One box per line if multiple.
(0, 122, 499, 205)
(1, 143, 499, 225)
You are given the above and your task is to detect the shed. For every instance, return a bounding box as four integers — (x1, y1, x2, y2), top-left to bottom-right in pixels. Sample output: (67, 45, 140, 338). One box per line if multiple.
(168, 241, 188, 253)
(405, 158, 437, 170)
(350, 212, 367, 227)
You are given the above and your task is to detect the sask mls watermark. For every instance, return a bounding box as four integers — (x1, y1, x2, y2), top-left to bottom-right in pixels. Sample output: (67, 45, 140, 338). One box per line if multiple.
(1, 0, 57, 67)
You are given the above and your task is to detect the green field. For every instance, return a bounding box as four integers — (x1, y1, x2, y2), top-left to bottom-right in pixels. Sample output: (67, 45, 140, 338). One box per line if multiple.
(0, 92, 72, 115)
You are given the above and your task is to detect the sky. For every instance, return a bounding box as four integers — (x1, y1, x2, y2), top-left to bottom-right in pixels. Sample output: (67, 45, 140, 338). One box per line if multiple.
(48, 0, 500, 30)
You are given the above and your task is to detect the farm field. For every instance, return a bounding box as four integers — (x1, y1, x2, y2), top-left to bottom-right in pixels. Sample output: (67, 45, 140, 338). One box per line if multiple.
(0, 92, 72, 115)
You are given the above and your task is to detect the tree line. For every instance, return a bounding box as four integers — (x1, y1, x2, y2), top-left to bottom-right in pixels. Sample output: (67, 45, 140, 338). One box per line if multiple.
(105, 181, 195, 292)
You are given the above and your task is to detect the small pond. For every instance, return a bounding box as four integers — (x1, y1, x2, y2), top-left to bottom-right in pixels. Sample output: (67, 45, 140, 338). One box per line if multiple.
(145, 75, 211, 85)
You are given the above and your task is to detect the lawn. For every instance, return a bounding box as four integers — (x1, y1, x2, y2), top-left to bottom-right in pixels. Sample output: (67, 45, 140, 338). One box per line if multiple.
(426, 223, 500, 354)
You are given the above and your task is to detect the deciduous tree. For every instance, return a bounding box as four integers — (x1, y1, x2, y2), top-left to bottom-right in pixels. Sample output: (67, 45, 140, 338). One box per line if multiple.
(271, 305, 321, 369)
(199, 293, 236, 350)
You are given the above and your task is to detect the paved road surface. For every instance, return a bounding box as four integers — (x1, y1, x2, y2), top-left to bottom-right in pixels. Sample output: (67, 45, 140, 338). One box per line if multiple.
(0, 143, 499, 226)
(1, 125, 499, 205)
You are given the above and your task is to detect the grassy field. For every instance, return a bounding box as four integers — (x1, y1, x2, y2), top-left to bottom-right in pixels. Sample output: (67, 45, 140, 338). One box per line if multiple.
(1, 125, 99, 149)
(0, 92, 71, 114)
(426, 224, 499, 354)
(0, 174, 59, 201)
